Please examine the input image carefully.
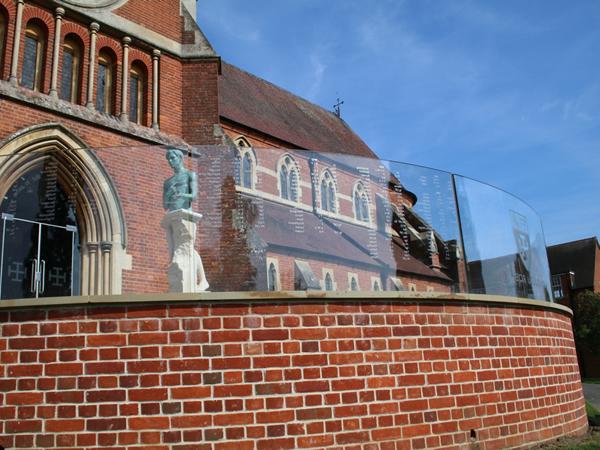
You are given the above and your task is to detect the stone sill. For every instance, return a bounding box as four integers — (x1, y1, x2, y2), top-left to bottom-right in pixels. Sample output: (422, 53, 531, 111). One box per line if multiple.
(0, 80, 185, 146)
(0, 291, 572, 317)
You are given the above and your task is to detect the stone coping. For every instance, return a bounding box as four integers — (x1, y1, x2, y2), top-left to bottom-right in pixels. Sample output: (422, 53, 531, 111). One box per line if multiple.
(0, 291, 572, 317)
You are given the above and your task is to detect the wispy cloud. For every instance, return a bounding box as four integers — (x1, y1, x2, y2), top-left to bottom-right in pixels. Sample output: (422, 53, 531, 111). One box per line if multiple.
(306, 52, 326, 101)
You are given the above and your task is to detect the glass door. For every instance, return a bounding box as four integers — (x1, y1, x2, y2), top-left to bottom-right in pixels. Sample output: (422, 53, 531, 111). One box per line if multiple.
(0, 214, 77, 300)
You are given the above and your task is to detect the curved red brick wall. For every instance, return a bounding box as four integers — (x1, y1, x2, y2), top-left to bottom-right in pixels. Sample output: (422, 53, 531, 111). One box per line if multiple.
(0, 294, 587, 449)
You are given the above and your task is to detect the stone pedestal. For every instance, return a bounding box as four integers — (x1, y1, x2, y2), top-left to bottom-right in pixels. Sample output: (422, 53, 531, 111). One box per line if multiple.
(161, 209, 209, 293)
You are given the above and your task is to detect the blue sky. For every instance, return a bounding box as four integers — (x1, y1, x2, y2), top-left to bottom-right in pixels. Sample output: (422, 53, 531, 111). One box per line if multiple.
(197, 0, 600, 246)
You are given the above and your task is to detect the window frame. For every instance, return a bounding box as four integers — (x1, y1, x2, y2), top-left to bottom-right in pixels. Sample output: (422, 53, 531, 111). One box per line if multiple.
(129, 61, 147, 125)
(371, 277, 382, 291)
(551, 274, 563, 299)
(278, 155, 300, 202)
(22, 21, 47, 92)
(353, 182, 370, 223)
(0, 10, 7, 75)
(60, 35, 83, 103)
(96, 49, 116, 115)
(322, 268, 336, 291)
(266, 258, 280, 291)
(234, 139, 256, 190)
(348, 273, 359, 291)
(319, 170, 337, 213)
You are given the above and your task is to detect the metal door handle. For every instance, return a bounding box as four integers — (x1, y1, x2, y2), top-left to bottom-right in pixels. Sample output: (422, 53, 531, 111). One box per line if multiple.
(30, 259, 37, 293)
(39, 260, 46, 294)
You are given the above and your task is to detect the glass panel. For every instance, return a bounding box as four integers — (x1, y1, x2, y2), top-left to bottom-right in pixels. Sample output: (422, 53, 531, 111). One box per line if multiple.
(96, 63, 107, 112)
(328, 183, 335, 212)
(39, 224, 76, 297)
(129, 74, 139, 123)
(387, 161, 464, 294)
(60, 49, 73, 101)
(0, 219, 38, 300)
(279, 166, 288, 199)
(0, 144, 552, 301)
(242, 153, 252, 188)
(21, 35, 38, 90)
(454, 175, 552, 301)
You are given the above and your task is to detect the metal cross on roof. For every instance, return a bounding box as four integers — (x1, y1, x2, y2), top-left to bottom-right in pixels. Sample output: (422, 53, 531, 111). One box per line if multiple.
(333, 97, 344, 118)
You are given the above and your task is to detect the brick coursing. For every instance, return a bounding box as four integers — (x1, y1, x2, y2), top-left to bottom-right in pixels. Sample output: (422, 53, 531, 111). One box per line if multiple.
(0, 299, 588, 449)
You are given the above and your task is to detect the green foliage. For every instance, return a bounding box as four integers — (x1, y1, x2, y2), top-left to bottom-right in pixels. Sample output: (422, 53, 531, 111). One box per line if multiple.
(572, 291, 600, 356)
(588, 401, 600, 427)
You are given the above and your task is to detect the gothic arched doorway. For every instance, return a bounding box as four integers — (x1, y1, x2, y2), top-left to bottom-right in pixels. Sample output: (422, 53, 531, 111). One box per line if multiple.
(0, 160, 80, 299)
(0, 124, 128, 299)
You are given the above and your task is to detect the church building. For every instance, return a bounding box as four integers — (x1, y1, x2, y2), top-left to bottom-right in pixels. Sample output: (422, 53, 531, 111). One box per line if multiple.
(0, 0, 458, 299)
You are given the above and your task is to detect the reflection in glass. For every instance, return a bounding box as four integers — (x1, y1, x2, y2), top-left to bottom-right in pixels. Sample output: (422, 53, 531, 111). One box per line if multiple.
(454, 175, 551, 300)
(0, 144, 553, 301)
(22, 22, 46, 91)
(0, 163, 80, 300)
(242, 153, 252, 189)
(96, 49, 116, 114)
(60, 35, 83, 103)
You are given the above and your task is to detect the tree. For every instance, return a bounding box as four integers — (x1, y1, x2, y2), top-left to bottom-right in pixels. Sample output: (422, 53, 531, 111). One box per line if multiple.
(572, 290, 600, 357)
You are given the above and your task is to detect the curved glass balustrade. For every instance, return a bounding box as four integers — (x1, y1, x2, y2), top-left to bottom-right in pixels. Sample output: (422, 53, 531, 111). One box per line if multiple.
(0, 145, 552, 301)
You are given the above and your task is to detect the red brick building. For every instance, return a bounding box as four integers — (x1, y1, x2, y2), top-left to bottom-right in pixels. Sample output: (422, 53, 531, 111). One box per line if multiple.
(548, 236, 600, 377)
(0, 2, 588, 449)
(0, 0, 455, 300)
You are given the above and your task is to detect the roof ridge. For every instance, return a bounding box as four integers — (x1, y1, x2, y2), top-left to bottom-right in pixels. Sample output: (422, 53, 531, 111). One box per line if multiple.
(548, 236, 598, 247)
(221, 60, 342, 123)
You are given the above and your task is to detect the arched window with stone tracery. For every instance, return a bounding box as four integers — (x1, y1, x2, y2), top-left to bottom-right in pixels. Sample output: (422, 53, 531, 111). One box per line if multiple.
(234, 138, 255, 189)
(320, 170, 336, 213)
(278, 155, 300, 202)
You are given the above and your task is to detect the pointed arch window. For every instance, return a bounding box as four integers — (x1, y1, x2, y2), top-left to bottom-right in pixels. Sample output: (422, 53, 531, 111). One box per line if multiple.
(60, 35, 83, 103)
(0, 10, 7, 75)
(350, 277, 358, 291)
(241, 153, 253, 188)
(96, 49, 116, 115)
(279, 156, 299, 202)
(320, 171, 336, 213)
(353, 183, 370, 223)
(22, 21, 47, 91)
(324, 273, 333, 291)
(130, 61, 147, 125)
(234, 138, 255, 190)
(268, 263, 278, 291)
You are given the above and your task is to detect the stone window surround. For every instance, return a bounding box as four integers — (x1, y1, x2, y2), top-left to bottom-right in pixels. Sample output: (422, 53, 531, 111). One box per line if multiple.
(5, 2, 161, 129)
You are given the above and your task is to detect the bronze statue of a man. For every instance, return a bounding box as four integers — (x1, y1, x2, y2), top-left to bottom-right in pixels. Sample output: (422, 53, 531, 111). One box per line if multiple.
(163, 147, 197, 211)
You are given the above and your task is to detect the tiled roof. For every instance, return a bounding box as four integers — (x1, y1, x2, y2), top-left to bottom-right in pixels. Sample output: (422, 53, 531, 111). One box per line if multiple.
(219, 62, 379, 159)
(250, 196, 452, 283)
